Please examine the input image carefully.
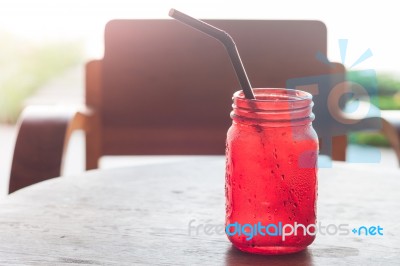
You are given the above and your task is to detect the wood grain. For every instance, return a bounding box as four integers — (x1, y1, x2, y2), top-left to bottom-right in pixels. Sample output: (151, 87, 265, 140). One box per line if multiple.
(1, 157, 400, 265)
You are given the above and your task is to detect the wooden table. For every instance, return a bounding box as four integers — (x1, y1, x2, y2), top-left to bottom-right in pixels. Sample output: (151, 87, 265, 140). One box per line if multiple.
(0, 157, 399, 265)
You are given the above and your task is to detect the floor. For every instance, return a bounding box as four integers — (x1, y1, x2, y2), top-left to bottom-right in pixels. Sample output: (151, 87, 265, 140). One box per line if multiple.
(1, 66, 399, 198)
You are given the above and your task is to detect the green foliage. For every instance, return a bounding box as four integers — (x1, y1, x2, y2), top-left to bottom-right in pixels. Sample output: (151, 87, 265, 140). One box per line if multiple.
(347, 70, 400, 96)
(348, 70, 400, 146)
(373, 95, 400, 110)
(0, 31, 83, 123)
(349, 132, 390, 147)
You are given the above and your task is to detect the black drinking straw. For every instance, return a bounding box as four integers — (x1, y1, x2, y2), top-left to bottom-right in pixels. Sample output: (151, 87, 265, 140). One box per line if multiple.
(169, 9, 256, 100)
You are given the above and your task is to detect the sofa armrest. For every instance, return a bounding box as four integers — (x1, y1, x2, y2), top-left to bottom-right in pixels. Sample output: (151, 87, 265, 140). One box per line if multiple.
(9, 105, 99, 193)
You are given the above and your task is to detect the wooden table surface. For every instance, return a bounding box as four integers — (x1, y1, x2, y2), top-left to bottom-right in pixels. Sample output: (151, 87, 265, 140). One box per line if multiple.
(0, 157, 399, 265)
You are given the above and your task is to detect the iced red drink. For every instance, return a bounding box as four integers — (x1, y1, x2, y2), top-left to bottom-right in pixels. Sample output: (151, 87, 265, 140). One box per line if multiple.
(225, 88, 318, 255)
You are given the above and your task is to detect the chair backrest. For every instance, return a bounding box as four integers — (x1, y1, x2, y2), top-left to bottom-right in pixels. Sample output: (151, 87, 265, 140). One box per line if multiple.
(88, 19, 344, 157)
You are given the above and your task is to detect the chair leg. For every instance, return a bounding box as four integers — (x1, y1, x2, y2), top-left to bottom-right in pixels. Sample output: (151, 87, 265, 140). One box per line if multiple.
(85, 116, 101, 170)
(332, 135, 347, 161)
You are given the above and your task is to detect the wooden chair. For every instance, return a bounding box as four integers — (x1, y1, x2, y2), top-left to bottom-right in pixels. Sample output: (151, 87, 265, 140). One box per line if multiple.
(9, 19, 400, 193)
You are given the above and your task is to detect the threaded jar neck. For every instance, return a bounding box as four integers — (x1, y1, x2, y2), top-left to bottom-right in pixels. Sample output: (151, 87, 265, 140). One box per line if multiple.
(231, 88, 314, 127)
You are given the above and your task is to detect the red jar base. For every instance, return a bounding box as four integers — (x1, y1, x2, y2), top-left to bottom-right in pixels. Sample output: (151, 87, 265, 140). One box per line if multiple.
(233, 244, 307, 255)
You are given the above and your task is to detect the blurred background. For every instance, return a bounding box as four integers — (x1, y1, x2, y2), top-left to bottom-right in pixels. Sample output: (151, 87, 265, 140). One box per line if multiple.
(1, 0, 400, 196)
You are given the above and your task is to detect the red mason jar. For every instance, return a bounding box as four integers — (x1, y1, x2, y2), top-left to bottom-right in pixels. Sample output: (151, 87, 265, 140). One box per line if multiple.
(225, 88, 318, 255)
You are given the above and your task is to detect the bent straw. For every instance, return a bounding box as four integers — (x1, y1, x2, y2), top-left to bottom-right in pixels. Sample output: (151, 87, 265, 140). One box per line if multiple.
(169, 9, 255, 100)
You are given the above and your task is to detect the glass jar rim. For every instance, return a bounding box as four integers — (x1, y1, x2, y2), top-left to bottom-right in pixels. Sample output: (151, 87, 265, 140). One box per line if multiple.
(233, 88, 312, 102)
(231, 88, 314, 126)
